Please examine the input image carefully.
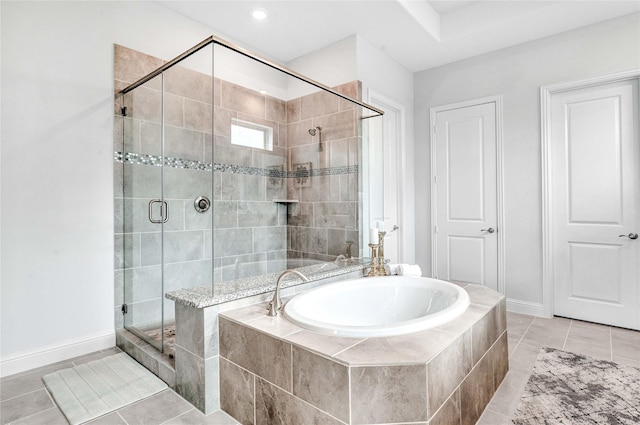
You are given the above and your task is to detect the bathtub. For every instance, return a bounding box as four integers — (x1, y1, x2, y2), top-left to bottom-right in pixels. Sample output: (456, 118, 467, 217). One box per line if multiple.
(282, 275, 470, 337)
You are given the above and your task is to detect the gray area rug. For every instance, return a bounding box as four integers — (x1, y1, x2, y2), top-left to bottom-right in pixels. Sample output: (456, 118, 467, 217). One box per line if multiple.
(43, 352, 167, 425)
(512, 347, 640, 424)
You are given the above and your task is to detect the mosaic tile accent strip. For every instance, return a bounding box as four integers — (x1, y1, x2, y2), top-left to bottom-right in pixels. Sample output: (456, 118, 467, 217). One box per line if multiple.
(114, 151, 358, 177)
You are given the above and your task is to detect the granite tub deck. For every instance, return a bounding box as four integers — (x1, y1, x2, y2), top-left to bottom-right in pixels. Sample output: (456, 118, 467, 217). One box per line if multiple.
(218, 282, 508, 425)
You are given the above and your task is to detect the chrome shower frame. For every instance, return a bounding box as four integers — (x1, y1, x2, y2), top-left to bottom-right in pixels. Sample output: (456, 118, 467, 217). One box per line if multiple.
(119, 35, 384, 120)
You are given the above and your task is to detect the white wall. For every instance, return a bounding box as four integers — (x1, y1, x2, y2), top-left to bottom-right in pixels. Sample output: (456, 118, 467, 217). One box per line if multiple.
(414, 13, 640, 313)
(0, 0, 218, 376)
(356, 36, 415, 263)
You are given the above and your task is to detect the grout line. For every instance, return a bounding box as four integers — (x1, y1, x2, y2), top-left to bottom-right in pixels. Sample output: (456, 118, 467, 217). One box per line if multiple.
(116, 410, 131, 425)
(4, 406, 62, 425)
(609, 326, 613, 361)
(562, 320, 572, 350)
(157, 407, 195, 425)
(509, 316, 535, 357)
(1, 386, 49, 404)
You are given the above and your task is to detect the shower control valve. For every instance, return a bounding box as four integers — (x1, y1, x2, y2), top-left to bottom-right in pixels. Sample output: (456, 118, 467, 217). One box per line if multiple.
(194, 196, 211, 213)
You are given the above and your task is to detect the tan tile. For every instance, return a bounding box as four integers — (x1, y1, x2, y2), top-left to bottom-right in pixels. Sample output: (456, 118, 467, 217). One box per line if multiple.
(184, 99, 211, 133)
(475, 408, 511, 425)
(314, 110, 356, 142)
(300, 90, 340, 120)
(266, 96, 286, 123)
(612, 327, 640, 361)
(460, 351, 494, 425)
(284, 330, 364, 358)
(213, 106, 234, 138)
(485, 370, 530, 417)
(244, 315, 302, 339)
(213, 77, 221, 107)
(220, 358, 254, 425)
(520, 316, 571, 349)
(219, 302, 269, 323)
(114, 44, 165, 86)
(286, 98, 301, 123)
(427, 330, 472, 418)
(164, 64, 212, 104)
(564, 320, 612, 360)
(563, 340, 612, 361)
(117, 389, 192, 425)
(508, 341, 542, 374)
(292, 347, 349, 422)
(124, 85, 162, 123)
(506, 311, 535, 340)
(465, 284, 505, 307)
(435, 303, 491, 335)
(221, 81, 265, 118)
(219, 317, 292, 391)
(287, 120, 314, 148)
(428, 389, 460, 425)
(255, 378, 343, 425)
(335, 328, 458, 365)
(0, 388, 54, 424)
(351, 364, 427, 424)
(472, 306, 501, 365)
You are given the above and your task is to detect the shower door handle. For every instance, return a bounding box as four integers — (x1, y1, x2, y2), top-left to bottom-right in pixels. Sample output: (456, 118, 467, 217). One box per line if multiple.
(148, 199, 169, 224)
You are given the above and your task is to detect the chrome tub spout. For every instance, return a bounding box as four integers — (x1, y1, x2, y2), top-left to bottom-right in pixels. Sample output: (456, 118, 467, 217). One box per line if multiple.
(267, 270, 309, 316)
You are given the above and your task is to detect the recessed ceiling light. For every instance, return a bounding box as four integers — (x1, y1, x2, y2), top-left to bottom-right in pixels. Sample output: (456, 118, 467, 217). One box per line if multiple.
(251, 8, 268, 20)
(259, 90, 268, 95)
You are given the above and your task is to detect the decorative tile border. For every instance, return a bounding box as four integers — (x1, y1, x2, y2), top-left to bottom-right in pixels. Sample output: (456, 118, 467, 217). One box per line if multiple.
(114, 151, 357, 177)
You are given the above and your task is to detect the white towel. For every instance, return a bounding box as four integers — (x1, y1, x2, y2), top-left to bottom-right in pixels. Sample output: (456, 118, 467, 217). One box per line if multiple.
(384, 263, 405, 275)
(397, 264, 422, 277)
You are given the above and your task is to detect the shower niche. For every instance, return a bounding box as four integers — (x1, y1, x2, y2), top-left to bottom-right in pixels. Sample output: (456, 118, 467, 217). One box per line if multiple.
(113, 37, 383, 399)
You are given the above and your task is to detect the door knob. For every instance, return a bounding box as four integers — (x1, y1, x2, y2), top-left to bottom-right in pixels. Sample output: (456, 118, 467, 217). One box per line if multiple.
(481, 228, 495, 234)
(619, 232, 639, 240)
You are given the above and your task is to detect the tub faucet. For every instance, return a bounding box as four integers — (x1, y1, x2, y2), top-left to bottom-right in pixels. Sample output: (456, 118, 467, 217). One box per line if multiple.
(267, 270, 309, 317)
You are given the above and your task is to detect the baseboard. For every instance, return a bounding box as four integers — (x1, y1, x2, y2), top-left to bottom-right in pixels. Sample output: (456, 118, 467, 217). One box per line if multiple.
(506, 298, 548, 318)
(0, 330, 115, 378)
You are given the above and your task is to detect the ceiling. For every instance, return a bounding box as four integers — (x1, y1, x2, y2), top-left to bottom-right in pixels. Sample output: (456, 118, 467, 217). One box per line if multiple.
(158, 1, 640, 72)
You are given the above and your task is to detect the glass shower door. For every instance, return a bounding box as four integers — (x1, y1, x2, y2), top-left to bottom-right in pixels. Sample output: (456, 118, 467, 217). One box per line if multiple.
(121, 73, 166, 352)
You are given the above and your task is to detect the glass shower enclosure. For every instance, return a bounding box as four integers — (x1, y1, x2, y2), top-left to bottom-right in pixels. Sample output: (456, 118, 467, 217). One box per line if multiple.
(114, 37, 383, 358)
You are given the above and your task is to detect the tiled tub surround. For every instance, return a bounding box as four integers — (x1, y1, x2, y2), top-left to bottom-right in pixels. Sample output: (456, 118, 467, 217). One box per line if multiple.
(168, 268, 367, 414)
(218, 282, 508, 425)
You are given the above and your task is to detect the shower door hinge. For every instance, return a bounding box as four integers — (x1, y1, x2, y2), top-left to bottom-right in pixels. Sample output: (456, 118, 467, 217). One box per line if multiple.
(121, 106, 127, 117)
(121, 304, 128, 315)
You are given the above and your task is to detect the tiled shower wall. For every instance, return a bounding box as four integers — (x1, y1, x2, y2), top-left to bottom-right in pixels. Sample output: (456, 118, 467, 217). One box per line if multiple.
(286, 82, 362, 263)
(114, 44, 362, 330)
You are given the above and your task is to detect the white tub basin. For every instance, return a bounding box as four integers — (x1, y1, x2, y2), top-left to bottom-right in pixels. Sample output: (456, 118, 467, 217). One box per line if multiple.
(283, 276, 470, 338)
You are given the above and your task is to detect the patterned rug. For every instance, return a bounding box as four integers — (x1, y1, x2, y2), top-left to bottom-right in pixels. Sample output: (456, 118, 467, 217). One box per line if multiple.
(43, 353, 167, 425)
(512, 347, 640, 424)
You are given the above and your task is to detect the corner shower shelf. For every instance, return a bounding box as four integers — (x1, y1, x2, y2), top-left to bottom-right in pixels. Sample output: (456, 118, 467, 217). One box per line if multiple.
(272, 199, 299, 203)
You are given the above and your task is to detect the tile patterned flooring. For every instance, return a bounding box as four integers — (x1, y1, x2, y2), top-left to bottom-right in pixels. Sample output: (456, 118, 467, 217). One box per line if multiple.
(1, 313, 639, 425)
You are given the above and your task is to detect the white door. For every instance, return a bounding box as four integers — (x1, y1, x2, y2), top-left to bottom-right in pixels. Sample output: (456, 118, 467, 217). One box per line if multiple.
(433, 101, 498, 290)
(551, 78, 640, 330)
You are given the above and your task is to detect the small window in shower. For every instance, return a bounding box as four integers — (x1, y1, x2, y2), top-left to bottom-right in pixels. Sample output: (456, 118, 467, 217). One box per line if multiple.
(231, 118, 273, 151)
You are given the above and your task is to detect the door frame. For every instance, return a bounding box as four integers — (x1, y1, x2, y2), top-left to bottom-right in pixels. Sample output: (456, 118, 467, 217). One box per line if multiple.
(429, 95, 506, 294)
(540, 69, 640, 318)
(368, 89, 407, 262)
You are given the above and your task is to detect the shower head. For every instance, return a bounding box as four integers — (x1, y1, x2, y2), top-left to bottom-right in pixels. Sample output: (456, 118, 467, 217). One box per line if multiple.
(308, 126, 322, 136)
